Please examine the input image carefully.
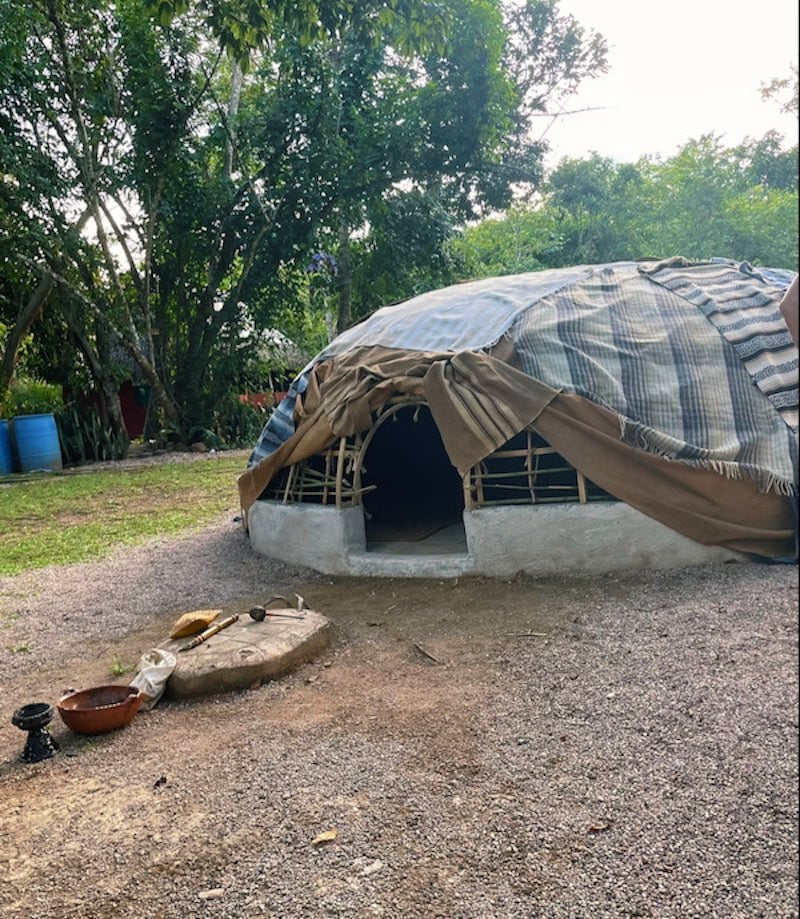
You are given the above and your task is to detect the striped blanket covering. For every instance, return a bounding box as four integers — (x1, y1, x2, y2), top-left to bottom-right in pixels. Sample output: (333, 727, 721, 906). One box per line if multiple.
(643, 258, 797, 429)
(249, 258, 798, 495)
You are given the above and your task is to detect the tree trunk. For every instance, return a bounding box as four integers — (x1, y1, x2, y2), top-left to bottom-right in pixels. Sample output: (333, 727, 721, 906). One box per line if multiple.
(64, 306, 129, 455)
(0, 270, 54, 399)
(95, 323, 130, 450)
(224, 62, 243, 181)
(336, 219, 353, 334)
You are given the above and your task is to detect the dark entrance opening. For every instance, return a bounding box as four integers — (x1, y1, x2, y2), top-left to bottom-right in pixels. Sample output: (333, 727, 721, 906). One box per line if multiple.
(361, 404, 465, 545)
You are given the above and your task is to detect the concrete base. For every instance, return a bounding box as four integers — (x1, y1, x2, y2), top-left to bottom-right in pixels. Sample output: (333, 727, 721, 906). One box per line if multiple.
(160, 610, 330, 698)
(248, 503, 366, 571)
(247, 499, 738, 577)
(463, 503, 737, 575)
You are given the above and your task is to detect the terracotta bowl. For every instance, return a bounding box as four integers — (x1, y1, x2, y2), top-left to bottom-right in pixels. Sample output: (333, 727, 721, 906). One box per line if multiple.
(57, 685, 142, 735)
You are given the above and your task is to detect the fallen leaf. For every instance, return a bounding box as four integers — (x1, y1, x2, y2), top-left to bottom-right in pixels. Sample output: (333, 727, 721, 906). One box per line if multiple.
(198, 888, 224, 900)
(312, 828, 338, 846)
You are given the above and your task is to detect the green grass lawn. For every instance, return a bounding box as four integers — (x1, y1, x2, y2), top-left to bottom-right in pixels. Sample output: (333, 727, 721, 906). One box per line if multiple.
(0, 453, 248, 576)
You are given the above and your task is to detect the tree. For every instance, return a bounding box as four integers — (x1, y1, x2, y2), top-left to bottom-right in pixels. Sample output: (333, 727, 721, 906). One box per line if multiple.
(543, 155, 653, 264)
(350, 189, 467, 314)
(760, 64, 799, 117)
(1, 0, 611, 442)
(313, 0, 608, 327)
(0, 0, 138, 440)
(643, 134, 798, 264)
(0, 0, 323, 437)
(161, 0, 609, 327)
(454, 136, 798, 275)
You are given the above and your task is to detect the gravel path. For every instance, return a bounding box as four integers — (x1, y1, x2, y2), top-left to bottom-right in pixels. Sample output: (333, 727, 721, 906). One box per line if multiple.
(0, 494, 797, 918)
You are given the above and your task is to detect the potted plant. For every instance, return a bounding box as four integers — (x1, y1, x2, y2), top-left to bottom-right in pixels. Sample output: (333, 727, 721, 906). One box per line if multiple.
(5, 377, 65, 473)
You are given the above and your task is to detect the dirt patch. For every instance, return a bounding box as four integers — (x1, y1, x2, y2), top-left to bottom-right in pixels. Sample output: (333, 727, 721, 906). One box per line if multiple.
(0, 505, 797, 918)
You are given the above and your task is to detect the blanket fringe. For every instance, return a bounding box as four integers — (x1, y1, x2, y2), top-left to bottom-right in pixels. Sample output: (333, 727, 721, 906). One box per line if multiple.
(706, 459, 743, 480)
(619, 417, 797, 496)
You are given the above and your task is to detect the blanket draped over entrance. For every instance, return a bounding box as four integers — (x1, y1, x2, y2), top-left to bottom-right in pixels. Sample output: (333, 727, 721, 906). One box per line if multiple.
(238, 258, 798, 560)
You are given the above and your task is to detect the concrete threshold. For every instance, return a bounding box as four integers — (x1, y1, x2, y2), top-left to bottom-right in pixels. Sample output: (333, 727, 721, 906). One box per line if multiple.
(344, 550, 472, 578)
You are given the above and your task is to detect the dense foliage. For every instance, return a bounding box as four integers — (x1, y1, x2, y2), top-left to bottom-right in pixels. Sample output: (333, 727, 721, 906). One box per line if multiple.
(0, 0, 795, 454)
(0, 0, 606, 446)
(455, 135, 799, 277)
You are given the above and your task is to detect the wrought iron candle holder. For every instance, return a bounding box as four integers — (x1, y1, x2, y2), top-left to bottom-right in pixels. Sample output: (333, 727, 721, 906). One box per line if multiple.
(11, 702, 59, 763)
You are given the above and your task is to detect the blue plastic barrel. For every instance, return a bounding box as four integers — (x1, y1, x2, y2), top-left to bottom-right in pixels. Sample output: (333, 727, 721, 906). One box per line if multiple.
(0, 420, 13, 474)
(12, 413, 63, 473)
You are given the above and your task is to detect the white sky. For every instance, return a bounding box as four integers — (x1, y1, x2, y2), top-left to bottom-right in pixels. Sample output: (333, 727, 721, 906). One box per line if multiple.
(538, 0, 799, 166)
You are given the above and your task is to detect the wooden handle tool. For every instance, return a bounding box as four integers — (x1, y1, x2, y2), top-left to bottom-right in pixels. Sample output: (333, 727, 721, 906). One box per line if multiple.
(178, 614, 239, 651)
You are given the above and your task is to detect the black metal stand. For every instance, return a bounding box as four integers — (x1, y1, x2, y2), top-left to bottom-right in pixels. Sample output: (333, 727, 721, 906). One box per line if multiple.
(11, 702, 59, 763)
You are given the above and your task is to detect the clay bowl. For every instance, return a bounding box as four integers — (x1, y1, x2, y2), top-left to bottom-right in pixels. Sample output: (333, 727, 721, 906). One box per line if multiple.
(57, 685, 142, 735)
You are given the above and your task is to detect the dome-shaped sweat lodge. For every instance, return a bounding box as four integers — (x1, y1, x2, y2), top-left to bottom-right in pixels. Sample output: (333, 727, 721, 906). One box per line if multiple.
(238, 257, 799, 577)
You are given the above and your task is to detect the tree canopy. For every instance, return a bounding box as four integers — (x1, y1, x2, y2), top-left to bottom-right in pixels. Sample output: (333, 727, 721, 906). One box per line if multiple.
(1, 0, 795, 458)
(455, 134, 799, 278)
(1, 0, 608, 445)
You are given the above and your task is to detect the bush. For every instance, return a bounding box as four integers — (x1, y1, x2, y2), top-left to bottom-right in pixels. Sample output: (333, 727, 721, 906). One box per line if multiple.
(211, 395, 268, 448)
(2, 377, 64, 417)
(56, 403, 128, 465)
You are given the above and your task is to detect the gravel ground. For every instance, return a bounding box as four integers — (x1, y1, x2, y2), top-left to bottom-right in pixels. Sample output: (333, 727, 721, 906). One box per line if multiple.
(0, 468, 797, 919)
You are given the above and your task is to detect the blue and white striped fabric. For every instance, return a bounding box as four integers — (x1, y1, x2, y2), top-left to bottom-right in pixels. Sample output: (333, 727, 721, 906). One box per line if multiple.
(248, 375, 308, 465)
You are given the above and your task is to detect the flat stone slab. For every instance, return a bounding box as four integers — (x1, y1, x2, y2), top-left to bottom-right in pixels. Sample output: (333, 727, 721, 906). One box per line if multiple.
(159, 610, 330, 698)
